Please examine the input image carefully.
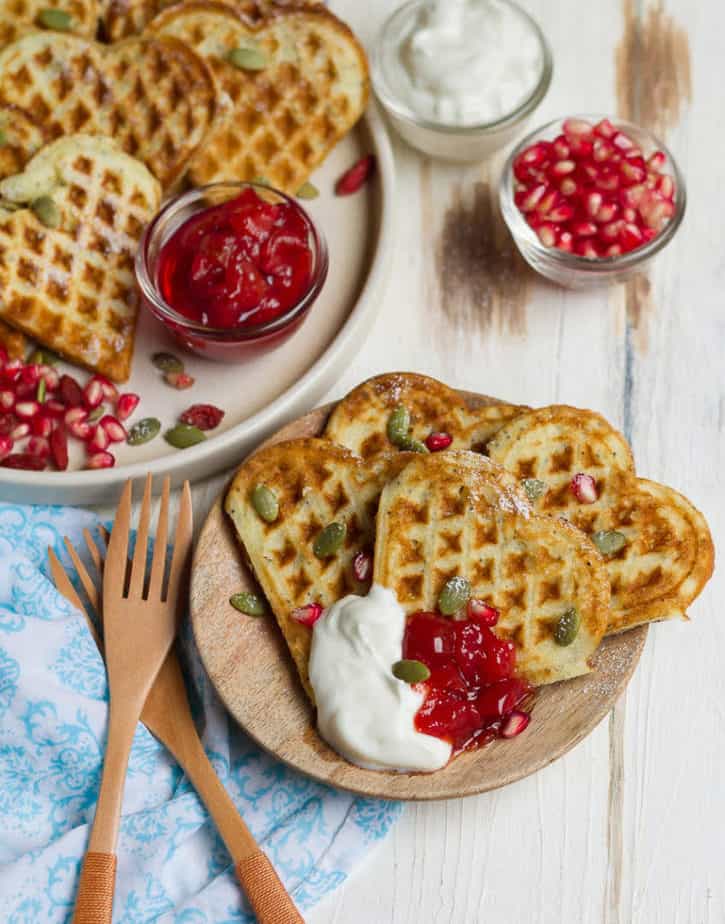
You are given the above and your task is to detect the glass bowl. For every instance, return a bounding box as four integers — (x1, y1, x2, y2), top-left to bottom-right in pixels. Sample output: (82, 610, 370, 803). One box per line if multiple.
(370, 0, 552, 163)
(135, 182, 329, 361)
(499, 115, 686, 288)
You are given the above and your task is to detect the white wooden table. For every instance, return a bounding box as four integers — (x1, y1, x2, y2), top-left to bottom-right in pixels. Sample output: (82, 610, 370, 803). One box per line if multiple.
(114, 1, 724, 920)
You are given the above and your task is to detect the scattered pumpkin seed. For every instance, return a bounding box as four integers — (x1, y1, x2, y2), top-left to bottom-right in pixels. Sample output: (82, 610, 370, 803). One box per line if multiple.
(251, 484, 279, 523)
(0, 198, 20, 212)
(126, 417, 161, 446)
(438, 576, 471, 615)
(31, 195, 60, 228)
(522, 478, 547, 501)
(87, 405, 104, 423)
(151, 351, 184, 373)
(230, 591, 266, 617)
(296, 181, 319, 200)
(554, 607, 580, 646)
(399, 437, 429, 453)
(386, 404, 411, 446)
(164, 423, 206, 449)
(591, 529, 627, 556)
(30, 347, 59, 365)
(313, 521, 346, 558)
(36, 378, 46, 403)
(37, 7, 72, 29)
(0, 130, 7, 147)
(250, 175, 270, 186)
(226, 46, 267, 70)
(392, 659, 430, 684)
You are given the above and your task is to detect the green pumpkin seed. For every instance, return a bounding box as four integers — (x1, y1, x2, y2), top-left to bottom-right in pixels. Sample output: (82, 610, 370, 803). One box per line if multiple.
(591, 529, 627, 556)
(29, 347, 60, 366)
(554, 607, 580, 646)
(251, 484, 279, 523)
(151, 351, 184, 373)
(0, 130, 7, 147)
(126, 417, 161, 446)
(37, 7, 72, 29)
(399, 437, 429, 454)
(251, 175, 270, 187)
(31, 195, 60, 228)
(36, 378, 46, 403)
(386, 405, 410, 446)
(230, 591, 266, 617)
(0, 198, 20, 212)
(438, 576, 471, 615)
(392, 659, 430, 684)
(226, 46, 267, 71)
(164, 423, 206, 449)
(522, 478, 547, 501)
(313, 521, 346, 558)
(87, 405, 104, 423)
(296, 181, 319, 200)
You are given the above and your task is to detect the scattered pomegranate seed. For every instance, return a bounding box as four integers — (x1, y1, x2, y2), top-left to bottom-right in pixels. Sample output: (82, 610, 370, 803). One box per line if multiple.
(59, 374, 83, 407)
(179, 403, 225, 431)
(467, 599, 499, 626)
(27, 436, 50, 459)
(31, 415, 53, 438)
(570, 473, 598, 504)
(1, 453, 45, 470)
(14, 400, 39, 420)
(335, 154, 375, 196)
(0, 434, 12, 460)
(83, 378, 104, 409)
(99, 414, 127, 443)
(291, 602, 324, 627)
(426, 431, 453, 452)
(68, 419, 91, 440)
(501, 710, 531, 738)
(91, 375, 118, 403)
(116, 392, 140, 421)
(65, 407, 88, 427)
(50, 427, 68, 470)
(352, 550, 372, 583)
(164, 371, 195, 390)
(10, 422, 29, 441)
(44, 399, 66, 418)
(40, 366, 60, 391)
(0, 390, 14, 411)
(86, 450, 115, 469)
(88, 425, 110, 453)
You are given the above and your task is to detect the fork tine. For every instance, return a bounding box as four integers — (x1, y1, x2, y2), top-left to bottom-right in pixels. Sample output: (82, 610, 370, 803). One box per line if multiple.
(147, 476, 171, 600)
(84, 528, 104, 580)
(104, 480, 132, 595)
(99, 524, 110, 545)
(48, 547, 102, 650)
(128, 473, 153, 599)
(64, 536, 100, 614)
(165, 481, 193, 603)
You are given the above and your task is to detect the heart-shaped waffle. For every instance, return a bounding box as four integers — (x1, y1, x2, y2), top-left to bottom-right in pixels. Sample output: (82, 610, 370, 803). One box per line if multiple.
(0, 0, 100, 50)
(0, 104, 47, 180)
(374, 451, 611, 686)
(487, 406, 714, 632)
(0, 134, 161, 380)
(225, 438, 411, 700)
(0, 31, 216, 188)
(324, 371, 527, 460)
(149, 1, 369, 192)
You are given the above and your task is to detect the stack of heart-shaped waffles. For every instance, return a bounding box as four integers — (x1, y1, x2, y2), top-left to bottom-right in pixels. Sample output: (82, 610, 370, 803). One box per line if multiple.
(225, 372, 714, 715)
(0, 0, 369, 378)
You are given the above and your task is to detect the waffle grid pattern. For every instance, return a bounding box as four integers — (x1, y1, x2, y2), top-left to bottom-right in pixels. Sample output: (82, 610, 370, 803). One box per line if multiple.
(0, 0, 99, 49)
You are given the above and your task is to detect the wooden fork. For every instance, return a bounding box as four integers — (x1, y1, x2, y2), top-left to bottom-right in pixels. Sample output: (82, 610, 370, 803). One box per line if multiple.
(49, 494, 304, 923)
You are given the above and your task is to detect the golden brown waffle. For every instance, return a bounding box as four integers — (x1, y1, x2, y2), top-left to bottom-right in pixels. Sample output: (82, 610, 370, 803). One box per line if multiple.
(487, 406, 714, 631)
(0, 134, 161, 381)
(225, 438, 411, 700)
(374, 451, 611, 685)
(0, 104, 47, 179)
(460, 403, 530, 453)
(0, 319, 27, 358)
(149, 1, 369, 192)
(0, 0, 100, 49)
(0, 32, 216, 188)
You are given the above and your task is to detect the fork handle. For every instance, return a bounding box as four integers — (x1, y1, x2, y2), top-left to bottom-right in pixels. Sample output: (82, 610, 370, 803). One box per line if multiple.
(72, 852, 117, 924)
(236, 852, 305, 924)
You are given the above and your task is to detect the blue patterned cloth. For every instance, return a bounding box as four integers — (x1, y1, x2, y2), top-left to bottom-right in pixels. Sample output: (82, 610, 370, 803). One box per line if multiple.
(0, 504, 401, 922)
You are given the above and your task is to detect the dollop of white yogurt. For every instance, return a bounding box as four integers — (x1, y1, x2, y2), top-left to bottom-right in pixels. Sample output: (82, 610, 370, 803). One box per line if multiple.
(395, 0, 543, 126)
(309, 585, 452, 773)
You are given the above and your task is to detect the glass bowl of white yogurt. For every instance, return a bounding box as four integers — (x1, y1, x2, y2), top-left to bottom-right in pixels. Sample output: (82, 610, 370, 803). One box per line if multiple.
(371, 0, 552, 162)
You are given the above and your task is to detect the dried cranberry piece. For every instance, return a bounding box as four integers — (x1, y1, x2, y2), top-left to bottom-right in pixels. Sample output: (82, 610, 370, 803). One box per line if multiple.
(1, 453, 46, 470)
(179, 404, 225, 431)
(335, 155, 375, 195)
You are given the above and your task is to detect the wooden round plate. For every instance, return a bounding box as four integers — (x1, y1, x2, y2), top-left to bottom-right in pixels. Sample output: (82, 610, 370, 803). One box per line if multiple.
(191, 391, 648, 801)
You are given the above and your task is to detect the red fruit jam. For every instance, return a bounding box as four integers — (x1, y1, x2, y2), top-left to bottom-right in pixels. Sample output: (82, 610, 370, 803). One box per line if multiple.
(157, 187, 314, 330)
(403, 610, 532, 753)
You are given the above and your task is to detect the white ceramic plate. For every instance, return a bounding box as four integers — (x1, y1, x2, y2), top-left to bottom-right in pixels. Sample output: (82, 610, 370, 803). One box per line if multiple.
(0, 105, 395, 505)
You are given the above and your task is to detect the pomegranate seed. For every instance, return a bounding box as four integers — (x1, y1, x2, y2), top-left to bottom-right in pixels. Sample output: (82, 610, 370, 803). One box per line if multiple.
(557, 231, 574, 253)
(164, 371, 195, 390)
(592, 139, 614, 163)
(559, 177, 577, 196)
(537, 223, 558, 247)
(552, 135, 571, 159)
(68, 419, 91, 440)
(1, 359, 22, 382)
(584, 191, 603, 217)
(335, 154, 375, 196)
(98, 414, 127, 442)
(656, 174, 675, 199)
(620, 160, 646, 184)
(600, 220, 623, 241)
(642, 227, 657, 243)
(0, 413, 16, 435)
(620, 222, 644, 250)
(18, 365, 40, 387)
(65, 406, 88, 427)
(467, 599, 499, 626)
(10, 422, 29, 440)
(94, 375, 118, 403)
(576, 239, 601, 259)
(352, 550, 372, 583)
(87, 425, 109, 452)
(291, 603, 324, 627)
(179, 404, 224, 431)
(31, 415, 53, 438)
(595, 202, 619, 223)
(425, 431, 453, 452)
(86, 450, 115, 469)
(27, 436, 50, 459)
(15, 400, 39, 420)
(59, 374, 83, 407)
(501, 710, 530, 738)
(0, 434, 12, 460)
(594, 118, 616, 139)
(604, 244, 623, 257)
(83, 378, 104, 409)
(569, 137, 593, 158)
(39, 366, 59, 391)
(519, 183, 547, 212)
(562, 118, 593, 139)
(571, 220, 597, 238)
(1, 453, 45, 470)
(550, 159, 576, 177)
(50, 426, 68, 470)
(647, 151, 666, 171)
(612, 131, 636, 152)
(536, 189, 560, 215)
(116, 392, 140, 421)
(0, 390, 14, 410)
(518, 141, 552, 166)
(571, 473, 598, 503)
(44, 399, 66, 418)
(547, 203, 574, 223)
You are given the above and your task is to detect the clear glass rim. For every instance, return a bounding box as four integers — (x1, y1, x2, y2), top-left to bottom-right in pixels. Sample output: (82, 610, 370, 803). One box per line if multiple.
(370, 0, 553, 135)
(499, 114, 687, 272)
(135, 181, 329, 342)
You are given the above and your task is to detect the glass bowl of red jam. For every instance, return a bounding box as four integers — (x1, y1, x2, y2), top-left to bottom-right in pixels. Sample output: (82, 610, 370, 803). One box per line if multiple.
(135, 183, 328, 360)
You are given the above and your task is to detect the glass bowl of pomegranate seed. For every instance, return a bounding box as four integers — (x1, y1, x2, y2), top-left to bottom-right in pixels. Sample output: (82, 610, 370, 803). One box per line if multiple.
(500, 115, 686, 287)
(136, 182, 329, 361)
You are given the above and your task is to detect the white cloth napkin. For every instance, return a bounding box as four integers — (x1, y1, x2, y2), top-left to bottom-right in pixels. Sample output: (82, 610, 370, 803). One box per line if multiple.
(0, 503, 401, 922)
